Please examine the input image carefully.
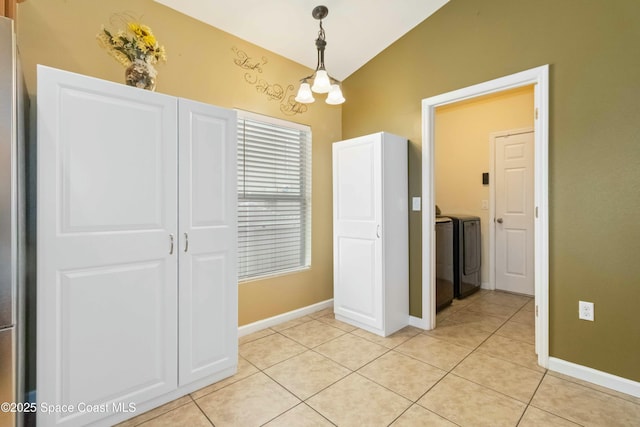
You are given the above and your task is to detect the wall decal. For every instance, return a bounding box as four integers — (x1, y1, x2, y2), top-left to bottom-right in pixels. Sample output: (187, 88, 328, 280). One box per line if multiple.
(232, 46, 307, 116)
(232, 47, 267, 73)
(280, 96, 308, 116)
(255, 80, 291, 102)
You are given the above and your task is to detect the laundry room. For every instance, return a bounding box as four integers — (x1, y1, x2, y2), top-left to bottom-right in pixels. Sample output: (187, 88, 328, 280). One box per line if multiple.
(434, 85, 535, 311)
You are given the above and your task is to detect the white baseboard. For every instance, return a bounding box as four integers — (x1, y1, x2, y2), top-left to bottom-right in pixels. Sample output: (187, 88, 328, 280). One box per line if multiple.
(409, 315, 428, 330)
(238, 299, 333, 337)
(548, 357, 640, 398)
(481, 281, 493, 290)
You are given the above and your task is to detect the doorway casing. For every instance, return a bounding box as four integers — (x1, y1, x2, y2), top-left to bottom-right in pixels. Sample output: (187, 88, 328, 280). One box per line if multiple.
(417, 65, 549, 368)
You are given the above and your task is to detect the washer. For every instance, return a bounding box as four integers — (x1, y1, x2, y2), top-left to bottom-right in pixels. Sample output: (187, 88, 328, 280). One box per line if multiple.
(444, 215, 481, 298)
(435, 216, 454, 311)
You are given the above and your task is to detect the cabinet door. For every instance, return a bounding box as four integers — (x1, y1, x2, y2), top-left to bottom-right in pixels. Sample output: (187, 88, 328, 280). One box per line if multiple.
(178, 99, 237, 386)
(37, 66, 178, 427)
(332, 135, 383, 331)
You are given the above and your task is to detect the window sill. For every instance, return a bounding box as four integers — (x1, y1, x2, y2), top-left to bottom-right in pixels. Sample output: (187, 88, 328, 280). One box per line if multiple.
(238, 266, 312, 285)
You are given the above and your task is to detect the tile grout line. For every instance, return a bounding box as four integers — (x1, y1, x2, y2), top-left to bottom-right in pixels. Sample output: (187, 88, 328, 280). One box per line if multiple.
(248, 324, 357, 425)
(409, 315, 496, 425)
(191, 397, 217, 427)
(514, 370, 548, 427)
(126, 398, 200, 427)
(256, 331, 353, 426)
(391, 299, 504, 425)
(472, 294, 547, 422)
(127, 292, 639, 426)
(255, 324, 425, 424)
(235, 293, 553, 426)
(518, 372, 587, 427)
(411, 293, 536, 425)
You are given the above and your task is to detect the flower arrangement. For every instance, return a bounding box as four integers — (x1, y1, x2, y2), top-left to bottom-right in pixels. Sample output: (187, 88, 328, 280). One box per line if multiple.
(97, 21, 167, 67)
(97, 18, 167, 90)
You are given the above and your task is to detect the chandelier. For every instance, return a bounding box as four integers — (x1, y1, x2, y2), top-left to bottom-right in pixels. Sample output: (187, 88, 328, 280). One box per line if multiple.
(295, 5, 345, 105)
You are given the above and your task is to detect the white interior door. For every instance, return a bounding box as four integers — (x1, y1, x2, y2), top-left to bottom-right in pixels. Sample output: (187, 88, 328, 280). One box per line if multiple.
(178, 99, 237, 386)
(495, 130, 534, 295)
(333, 135, 383, 330)
(37, 66, 178, 427)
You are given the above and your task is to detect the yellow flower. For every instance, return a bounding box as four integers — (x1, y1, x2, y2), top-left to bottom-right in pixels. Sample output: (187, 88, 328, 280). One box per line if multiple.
(99, 20, 166, 67)
(143, 34, 157, 48)
(140, 24, 153, 36)
(127, 22, 142, 36)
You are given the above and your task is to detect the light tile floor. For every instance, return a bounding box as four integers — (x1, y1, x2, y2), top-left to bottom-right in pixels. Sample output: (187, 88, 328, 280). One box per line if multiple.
(117, 290, 640, 426)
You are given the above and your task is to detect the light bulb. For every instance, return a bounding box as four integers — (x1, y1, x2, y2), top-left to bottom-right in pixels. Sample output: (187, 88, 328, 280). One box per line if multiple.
(295, 82, 315, 103)
(311, 70, 331, 93)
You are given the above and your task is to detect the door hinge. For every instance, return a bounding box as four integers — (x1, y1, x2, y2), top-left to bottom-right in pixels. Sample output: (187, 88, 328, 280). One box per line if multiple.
(535, 206, 538, 218)
(535, 305, 539, 317)
(535, 108, 539, 120)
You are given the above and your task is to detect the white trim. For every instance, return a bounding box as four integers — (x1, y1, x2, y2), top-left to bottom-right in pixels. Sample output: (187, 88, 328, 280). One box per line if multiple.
(548, 357, 640, 398)
(238, 299, 333, 337)
(481, 281, 492, 290)
(422, 65, 550, 367)
(235, 109, 311, 133)
(409, 315, 428, 329)
(489, 127, 534, 296)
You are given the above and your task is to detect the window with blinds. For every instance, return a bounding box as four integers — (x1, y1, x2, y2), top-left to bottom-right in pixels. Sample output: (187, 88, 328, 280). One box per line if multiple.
(237, 112, 312, 280)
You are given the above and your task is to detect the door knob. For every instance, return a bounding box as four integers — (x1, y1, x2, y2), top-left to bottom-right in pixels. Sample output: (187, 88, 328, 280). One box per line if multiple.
(496, 218, 503, 224)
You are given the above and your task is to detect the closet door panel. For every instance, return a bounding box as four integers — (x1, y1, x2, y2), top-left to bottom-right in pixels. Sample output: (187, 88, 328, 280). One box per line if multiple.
(178, 98, 237, 386)
(37, 66, 178, 427)
(332, 132, 408, 337)
(332, 136, 383, 330)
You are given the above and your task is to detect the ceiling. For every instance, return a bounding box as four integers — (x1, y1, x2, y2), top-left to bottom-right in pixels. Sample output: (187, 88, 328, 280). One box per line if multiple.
(154, 0, 449, 81)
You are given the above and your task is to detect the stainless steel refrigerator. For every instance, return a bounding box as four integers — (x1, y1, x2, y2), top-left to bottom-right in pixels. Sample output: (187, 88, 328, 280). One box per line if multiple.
(0, 16, 27, 427)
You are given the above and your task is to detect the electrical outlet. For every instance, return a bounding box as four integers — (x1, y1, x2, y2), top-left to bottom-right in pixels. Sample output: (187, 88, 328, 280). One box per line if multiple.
(481, 200, 489, 210)
(579, 301, 594, 321)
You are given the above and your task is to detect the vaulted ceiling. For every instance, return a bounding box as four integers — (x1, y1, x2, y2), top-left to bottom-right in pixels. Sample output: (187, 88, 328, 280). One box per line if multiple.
(154, 0, 449, 81)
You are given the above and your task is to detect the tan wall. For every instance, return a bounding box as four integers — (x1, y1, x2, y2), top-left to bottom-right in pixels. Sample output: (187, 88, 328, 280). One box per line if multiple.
(17, 0, 340, 326)
(342, 0, 640, 382)
(435, 86, 534, 285)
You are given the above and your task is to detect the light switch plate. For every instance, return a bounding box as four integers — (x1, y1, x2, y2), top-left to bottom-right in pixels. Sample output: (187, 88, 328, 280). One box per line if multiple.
(412, 197, 421, 211)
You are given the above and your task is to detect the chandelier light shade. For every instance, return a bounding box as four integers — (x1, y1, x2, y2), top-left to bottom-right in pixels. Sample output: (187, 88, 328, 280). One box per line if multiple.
(295, 5, 345, 105)
(295, 82, 315, 103)
(326, 84, 346, 105)
(311, 70, 331, 93)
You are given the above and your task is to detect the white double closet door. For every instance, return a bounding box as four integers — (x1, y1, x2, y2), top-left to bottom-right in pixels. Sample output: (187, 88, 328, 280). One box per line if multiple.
(37, 66, 237, 427)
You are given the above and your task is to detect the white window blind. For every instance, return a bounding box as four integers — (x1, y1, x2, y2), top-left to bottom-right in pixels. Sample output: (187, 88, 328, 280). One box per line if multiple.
(237, 112, 311, 280)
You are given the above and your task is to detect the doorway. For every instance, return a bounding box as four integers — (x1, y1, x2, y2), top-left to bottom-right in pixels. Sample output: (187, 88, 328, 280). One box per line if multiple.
(420, 65, 549, 368)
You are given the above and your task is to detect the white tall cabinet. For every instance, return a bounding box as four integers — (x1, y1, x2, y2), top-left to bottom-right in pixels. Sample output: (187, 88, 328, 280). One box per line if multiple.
(37, 66, 237, 427)
(332, 132, 409, 337)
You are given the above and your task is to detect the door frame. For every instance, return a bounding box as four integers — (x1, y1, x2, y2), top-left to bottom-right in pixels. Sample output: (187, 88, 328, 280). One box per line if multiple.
(489, 127, 534, 294)
(419, 65, 549, 368)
